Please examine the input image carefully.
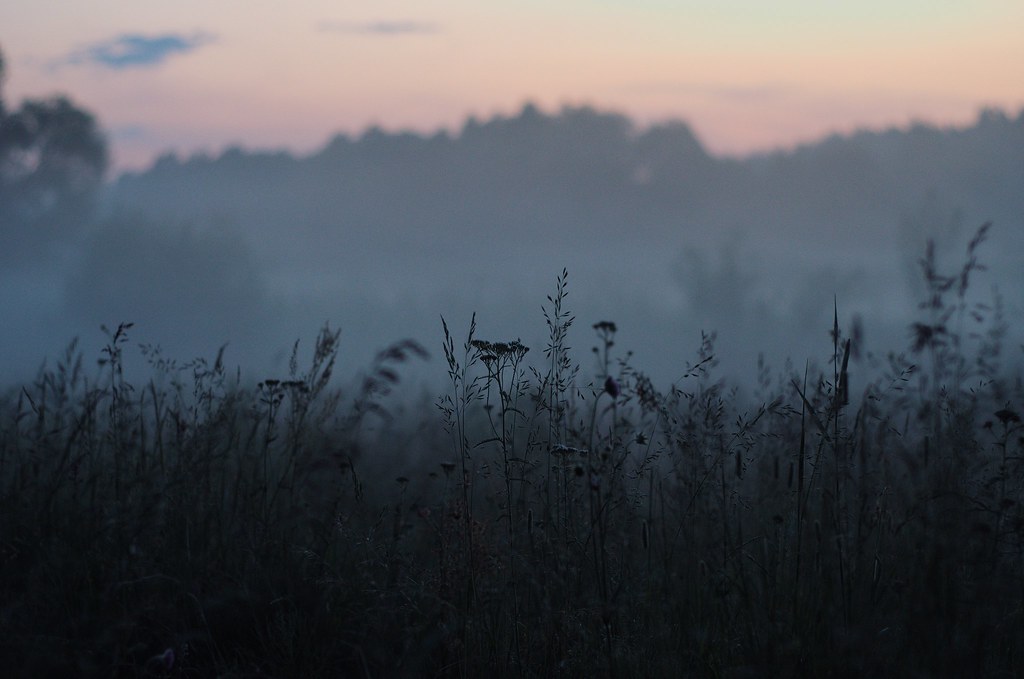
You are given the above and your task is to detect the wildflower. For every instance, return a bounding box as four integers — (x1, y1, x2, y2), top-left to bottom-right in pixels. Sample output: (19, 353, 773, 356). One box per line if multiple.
(995, 408, 1022, 425)
(604, 376, 620, 398)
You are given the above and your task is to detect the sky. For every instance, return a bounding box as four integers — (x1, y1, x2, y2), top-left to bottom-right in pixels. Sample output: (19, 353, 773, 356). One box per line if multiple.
(2, 0, 1022, 173)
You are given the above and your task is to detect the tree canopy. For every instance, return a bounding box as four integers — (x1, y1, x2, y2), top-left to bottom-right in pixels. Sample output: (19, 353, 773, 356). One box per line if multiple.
(0, 47, 108, 266)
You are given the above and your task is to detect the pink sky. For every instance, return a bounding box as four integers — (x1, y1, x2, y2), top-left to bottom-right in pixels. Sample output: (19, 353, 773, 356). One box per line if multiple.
(2, 0, 1022, 173)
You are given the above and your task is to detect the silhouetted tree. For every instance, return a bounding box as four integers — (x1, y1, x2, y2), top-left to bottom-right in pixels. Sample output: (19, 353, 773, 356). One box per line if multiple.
(0, 46, 107, 266)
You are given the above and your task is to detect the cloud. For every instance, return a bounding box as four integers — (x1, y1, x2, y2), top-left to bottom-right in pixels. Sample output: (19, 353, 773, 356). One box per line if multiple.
(59, 32, 215, 70)
(318, 20, 439, 35)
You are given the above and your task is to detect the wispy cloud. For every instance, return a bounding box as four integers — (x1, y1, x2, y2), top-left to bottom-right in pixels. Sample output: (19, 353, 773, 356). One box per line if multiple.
(318, 20, 439, 36)
(57, 32, 215, 70)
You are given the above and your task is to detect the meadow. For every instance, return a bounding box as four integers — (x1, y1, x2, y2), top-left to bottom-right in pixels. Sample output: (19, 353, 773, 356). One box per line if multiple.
(1, 224, 1022, 678)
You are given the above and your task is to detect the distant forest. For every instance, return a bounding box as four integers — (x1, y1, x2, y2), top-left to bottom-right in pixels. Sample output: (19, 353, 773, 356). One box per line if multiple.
(111, 103, 1024, 257)
(3, 67, 1023, 385)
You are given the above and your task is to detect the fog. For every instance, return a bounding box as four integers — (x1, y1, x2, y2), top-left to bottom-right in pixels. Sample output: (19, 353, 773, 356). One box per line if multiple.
(3, 103, 1022, 398)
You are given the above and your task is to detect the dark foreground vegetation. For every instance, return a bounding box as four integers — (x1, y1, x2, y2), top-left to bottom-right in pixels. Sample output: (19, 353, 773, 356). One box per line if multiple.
(2, 225, 1022, 678)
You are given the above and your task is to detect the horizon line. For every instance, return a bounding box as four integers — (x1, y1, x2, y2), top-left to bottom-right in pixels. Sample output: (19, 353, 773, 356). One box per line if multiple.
(108, 101, 1024, 179)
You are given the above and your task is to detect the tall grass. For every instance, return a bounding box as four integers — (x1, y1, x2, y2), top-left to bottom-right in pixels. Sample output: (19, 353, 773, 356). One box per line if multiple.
(1, 224, 1022, 677)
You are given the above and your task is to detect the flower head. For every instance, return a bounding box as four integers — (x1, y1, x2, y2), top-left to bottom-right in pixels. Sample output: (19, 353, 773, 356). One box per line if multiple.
(604, 376, 620, 399)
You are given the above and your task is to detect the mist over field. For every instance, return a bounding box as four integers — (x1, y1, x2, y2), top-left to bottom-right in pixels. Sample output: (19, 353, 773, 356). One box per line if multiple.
(3, 103, 1023, 393)
(4, 6, 1024, 667)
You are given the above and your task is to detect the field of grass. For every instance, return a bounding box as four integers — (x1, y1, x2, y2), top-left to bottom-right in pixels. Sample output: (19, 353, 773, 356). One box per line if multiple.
(2, 225, 1022, 678)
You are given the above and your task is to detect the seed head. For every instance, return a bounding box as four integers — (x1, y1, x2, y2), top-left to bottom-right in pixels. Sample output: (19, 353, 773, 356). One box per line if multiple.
(604, 376, 620, 398)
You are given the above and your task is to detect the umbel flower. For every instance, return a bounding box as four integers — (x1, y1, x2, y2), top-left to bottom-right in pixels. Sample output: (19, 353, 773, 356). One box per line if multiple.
(470, 339, 530, 362)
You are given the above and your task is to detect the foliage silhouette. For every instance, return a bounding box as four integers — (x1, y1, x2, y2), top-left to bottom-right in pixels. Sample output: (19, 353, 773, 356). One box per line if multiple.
(0, 46, 107, 266)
